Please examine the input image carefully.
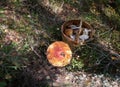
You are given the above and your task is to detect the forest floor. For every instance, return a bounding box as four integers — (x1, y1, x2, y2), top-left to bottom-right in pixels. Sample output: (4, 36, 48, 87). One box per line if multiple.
(0, 0, 120, 87)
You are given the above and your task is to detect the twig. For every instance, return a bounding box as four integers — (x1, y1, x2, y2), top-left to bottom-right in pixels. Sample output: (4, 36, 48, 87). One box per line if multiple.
(30, 45, 41, 58)
(78, 19, 83, 34)
(99, 27, 113, 37)
(60, 1, 64, 9)
(95, 55, 106, 65)
(75, 19, 83, 43)
(54, 1, 64, 20)
(87, 43, 120, 59)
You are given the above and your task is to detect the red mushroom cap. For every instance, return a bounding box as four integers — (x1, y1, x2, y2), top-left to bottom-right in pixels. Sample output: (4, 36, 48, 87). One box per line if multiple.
(46, 41, 72, 67)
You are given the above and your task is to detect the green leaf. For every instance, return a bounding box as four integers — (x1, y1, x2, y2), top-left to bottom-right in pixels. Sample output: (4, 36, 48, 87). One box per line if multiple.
(0, 81, 7, 87)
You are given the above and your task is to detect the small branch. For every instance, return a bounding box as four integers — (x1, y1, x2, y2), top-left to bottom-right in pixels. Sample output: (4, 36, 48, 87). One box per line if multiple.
(54, 1, 64, 21)
(75, 19, 83, 43)
(78, 19, 83, 34)
(99, 27, 113, 37)
(87, 43, 120, 59)
(60, 1, 64, 9)
(30, 45, 41, 58)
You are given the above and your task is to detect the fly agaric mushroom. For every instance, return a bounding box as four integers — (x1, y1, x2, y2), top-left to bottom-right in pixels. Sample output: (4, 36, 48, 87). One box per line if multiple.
(46, 41, 72, 67)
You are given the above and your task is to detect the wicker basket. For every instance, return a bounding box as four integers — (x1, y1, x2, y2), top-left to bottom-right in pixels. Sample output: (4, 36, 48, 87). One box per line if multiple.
(61, 19, 95, 48)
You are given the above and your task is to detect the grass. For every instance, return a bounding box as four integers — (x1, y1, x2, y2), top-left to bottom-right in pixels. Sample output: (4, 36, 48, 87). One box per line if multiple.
(0, 0, 120, 87)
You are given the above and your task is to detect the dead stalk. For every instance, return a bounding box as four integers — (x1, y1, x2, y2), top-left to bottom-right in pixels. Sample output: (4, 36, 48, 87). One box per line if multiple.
(30, 45, 41, 58)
